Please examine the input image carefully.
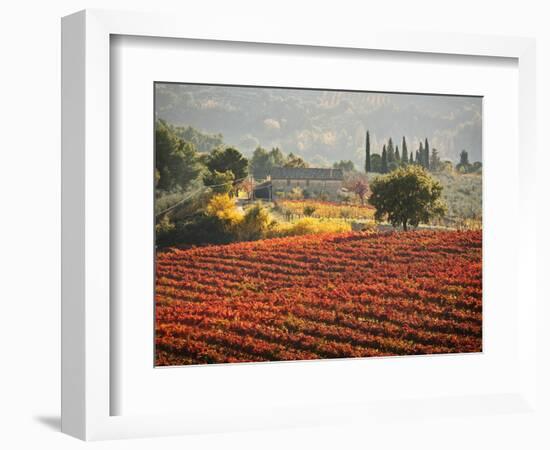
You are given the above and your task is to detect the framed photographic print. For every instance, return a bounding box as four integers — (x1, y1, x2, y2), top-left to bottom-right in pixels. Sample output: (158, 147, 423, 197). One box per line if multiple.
(153, 83, 483, 367)
(62, 9, 539, 442)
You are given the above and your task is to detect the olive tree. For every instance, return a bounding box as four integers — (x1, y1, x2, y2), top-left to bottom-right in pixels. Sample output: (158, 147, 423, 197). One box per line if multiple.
(369, 165, 446, 231)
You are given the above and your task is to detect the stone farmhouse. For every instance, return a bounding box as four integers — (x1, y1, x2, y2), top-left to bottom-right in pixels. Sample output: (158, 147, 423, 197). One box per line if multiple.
(253, 167, 344, 201)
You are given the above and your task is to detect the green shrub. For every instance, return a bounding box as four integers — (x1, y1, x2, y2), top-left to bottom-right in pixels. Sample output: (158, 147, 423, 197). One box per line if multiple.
(155, 215, 176, 245)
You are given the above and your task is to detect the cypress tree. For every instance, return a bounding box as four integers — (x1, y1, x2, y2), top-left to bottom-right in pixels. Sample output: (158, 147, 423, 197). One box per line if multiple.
(430, 148, 441, 171)
(395, 145, 400, 163)
(424, 138, 430, 170)
(402, 136, 408, 165)
(365, 131, 371, 173)
(381, 145, 388, 173)
(418, 142, 424, 167)
(387, 138, 395, 163)
(409, 152, 414, 164)
(459, 150, 470, 166)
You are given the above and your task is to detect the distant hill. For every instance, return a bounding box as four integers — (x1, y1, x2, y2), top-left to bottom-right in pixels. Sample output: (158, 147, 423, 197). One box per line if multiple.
(155, 83, 482, 166)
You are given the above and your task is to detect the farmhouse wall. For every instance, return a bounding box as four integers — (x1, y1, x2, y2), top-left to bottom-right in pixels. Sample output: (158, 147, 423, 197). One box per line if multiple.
(272, 179, 342, 199)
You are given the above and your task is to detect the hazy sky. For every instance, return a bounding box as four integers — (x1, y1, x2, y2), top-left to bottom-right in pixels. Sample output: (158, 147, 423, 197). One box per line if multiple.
(156, 83, 482, 166)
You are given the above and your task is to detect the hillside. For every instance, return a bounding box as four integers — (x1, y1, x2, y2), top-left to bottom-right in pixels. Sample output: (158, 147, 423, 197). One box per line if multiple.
(155, 83, 482, 165)
(434, 172, 482, 226)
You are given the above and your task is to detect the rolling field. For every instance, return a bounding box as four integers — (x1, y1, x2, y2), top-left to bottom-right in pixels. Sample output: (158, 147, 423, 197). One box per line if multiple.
(155, 230, 482, 366)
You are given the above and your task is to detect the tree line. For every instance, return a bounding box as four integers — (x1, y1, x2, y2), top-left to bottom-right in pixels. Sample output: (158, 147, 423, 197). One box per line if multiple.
(155, 119, 253, 245)
(364, 131, 481, 175)
(249, 147, 309, 180)
(156, 119, 248, 197)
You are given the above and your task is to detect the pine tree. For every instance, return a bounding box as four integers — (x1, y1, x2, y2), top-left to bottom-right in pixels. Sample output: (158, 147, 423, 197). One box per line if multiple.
(381, 145, 388, 173)
(424, 138, 430, 170)
(402, 136, 408, 165)
(365, 131, 371, 173)
(387, 138, 395, 163)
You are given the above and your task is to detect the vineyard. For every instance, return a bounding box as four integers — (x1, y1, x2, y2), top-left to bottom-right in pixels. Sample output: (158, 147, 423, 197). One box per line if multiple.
(155, 230, 482, 366)
(275, 199, 375, 220)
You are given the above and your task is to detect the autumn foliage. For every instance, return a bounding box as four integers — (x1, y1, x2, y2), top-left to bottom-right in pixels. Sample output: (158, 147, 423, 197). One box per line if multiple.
(277, 199, 375, 220)
(155, 230, 482, 366)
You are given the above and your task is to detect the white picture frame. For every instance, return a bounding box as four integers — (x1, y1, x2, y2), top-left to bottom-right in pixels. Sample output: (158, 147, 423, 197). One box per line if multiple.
(61, 9, 538, 441)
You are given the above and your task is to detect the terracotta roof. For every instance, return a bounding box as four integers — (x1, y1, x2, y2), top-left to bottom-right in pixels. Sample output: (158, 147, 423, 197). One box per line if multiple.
(271, 167, 344, 180)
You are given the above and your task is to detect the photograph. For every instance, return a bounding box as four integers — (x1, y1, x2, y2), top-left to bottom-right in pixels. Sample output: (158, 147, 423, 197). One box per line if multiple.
(154, 83, 483, 367)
